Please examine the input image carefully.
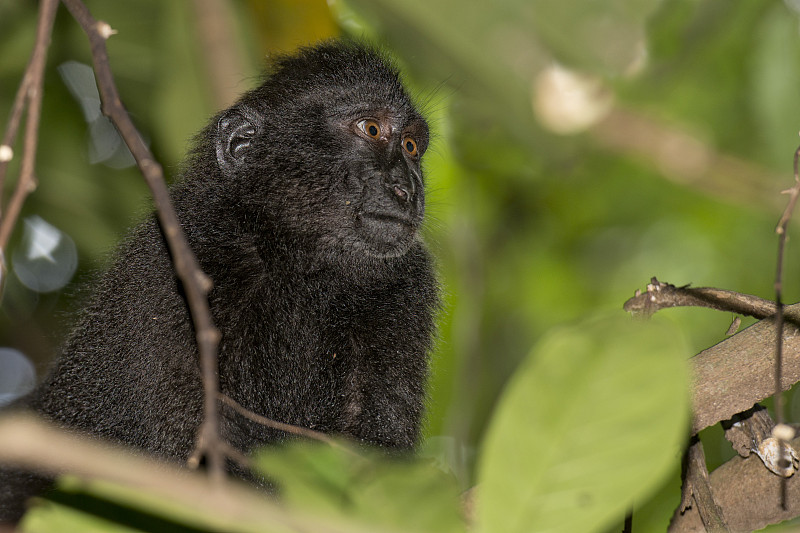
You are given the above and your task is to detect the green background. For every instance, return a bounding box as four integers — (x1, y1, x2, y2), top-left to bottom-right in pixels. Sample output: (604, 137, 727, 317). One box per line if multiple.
(3, 0, 800, 530)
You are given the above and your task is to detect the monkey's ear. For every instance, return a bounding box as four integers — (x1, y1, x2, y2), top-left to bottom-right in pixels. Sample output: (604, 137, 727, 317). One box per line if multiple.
(216, 108, 258, 173)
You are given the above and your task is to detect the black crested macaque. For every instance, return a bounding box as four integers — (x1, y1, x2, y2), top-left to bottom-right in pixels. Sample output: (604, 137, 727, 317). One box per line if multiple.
(0, 41, 439, 522)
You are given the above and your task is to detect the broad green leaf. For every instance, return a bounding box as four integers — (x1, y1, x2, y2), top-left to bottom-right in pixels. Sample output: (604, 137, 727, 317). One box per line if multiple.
(22, 500, 140, 533)
(254, 441, 465, 533)
(476, 314, 689, 533)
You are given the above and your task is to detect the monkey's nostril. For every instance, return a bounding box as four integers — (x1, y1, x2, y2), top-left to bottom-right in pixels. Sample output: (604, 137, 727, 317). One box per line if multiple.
(393, 185, 409, 201)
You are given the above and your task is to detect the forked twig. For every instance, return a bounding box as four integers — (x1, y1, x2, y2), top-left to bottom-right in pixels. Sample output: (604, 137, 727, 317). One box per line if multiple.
(218, 393, 359, 456)
(771, 143, 800, 508)
(0, 0, 59, 253)
(623, 277, 777, 321)
(59, 0, 225, 483)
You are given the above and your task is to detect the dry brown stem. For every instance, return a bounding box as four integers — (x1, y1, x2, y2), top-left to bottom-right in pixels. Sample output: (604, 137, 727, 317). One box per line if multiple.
(623, 278, 777, 320)
(0, 0, 59, 253)
(674, 437, 729, 532)
(59, 0, 225, 483)
(0, 414, 377, 533)
(218, 393, 340, 447)
(669, 434, 800, 532)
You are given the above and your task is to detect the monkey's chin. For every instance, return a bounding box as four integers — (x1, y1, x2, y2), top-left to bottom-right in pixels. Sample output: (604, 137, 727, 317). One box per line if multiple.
(353, 213, 418, 259)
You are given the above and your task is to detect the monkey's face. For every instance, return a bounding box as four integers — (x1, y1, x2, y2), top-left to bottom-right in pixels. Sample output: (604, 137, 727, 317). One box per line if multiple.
(326, 109, 428, 259)
(214, 44, 430, 261)
(217, 101, 428, 262)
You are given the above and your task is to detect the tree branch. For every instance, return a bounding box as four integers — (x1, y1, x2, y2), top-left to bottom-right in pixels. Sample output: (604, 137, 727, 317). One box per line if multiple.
(692, 303, 800, 435)
(218, 393, 339, 447)
(189, 0, 246, 109)
(59, 0, 225, 483)
(592, 108, 786, 212)
(623, 277, 777, 320)
(769, 144, 800, 508)
(623, 278, 800, 434)
(670, 433, 800, 532)
(674, 436, 729, 532)
(0, 0, 59, 253)
(0, 414, 374, 533)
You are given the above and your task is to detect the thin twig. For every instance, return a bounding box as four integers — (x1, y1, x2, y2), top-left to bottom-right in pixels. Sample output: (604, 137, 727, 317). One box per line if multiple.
(0, 0, 59, 252)
(771, 143, 800, 509)
(623, 277, 778, 320)
(59, 0, 225, 484)
(0, 64, 33, 205)
(773, 145, 800, 424)
(218, 393, 354, 452)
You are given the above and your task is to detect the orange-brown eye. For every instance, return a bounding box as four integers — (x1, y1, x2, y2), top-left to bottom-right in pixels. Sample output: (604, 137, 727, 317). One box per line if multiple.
(402, 136, 418, 157)
(358, 119, 382, 139)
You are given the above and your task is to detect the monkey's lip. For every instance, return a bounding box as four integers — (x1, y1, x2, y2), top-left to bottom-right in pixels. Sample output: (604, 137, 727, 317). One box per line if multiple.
(357, 212, 418, 252)
(360, 211, 416, 228)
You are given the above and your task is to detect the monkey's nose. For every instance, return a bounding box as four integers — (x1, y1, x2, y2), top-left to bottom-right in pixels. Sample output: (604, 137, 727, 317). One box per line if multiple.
(393, 184, 410, 202)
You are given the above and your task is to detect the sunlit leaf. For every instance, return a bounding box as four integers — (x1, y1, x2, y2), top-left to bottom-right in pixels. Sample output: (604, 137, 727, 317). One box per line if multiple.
(476, 314, 689, 533)
(22, 500, 139, 533)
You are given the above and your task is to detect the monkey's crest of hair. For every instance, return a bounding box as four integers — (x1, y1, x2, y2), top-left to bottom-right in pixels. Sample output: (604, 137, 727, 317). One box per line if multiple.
(257, 42, 412, 110)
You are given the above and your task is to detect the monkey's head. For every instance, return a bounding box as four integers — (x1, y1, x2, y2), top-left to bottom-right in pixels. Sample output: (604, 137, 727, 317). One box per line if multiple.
(212, 42, 429, 261)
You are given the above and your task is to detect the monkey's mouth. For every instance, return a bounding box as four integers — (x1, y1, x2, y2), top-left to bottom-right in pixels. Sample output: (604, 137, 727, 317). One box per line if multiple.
(356, 211, 417, 256)
(362, 211, 415, 228)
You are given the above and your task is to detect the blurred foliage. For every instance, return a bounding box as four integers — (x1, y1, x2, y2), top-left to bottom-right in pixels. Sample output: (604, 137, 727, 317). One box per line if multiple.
(3, 0, 800, 530)
(254, 442, 464, 532)
(476, 315, 688, 533)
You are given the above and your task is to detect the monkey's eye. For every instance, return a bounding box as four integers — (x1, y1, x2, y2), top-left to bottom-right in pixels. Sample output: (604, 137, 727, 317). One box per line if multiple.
(358, 119, 382, 139)
(402, 136, 418, 157)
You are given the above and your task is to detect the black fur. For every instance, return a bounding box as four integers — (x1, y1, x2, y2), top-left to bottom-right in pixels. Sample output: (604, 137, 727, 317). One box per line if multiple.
(0, 41, 438, 522)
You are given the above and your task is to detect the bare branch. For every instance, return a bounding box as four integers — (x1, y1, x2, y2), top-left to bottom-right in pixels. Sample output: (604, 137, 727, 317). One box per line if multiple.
(189, 0, 247, 109)
(770, 144, 800, 507)
(0, 414, 378, 533)
(673, 436, 729, 532)
(722, 406, 798, 478)
(218, 393, 352, 451)
(689, 303, 800, 435)
(592, 109, 786, 211)
(59, 0, 225, 483)
(723, 405, 774, 459)
(623, 277, 777, 320)
(0, 0, 59, 253)
(670, 433, 800, 532)
(0, 70, 32, 202)
(774, 145, 800, 235)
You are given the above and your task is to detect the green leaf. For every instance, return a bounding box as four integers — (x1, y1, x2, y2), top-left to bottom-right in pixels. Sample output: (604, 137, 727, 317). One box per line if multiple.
(254, 441, 465, 533)
(476, 314, 689, 533)
(21, 500, 141, 533)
